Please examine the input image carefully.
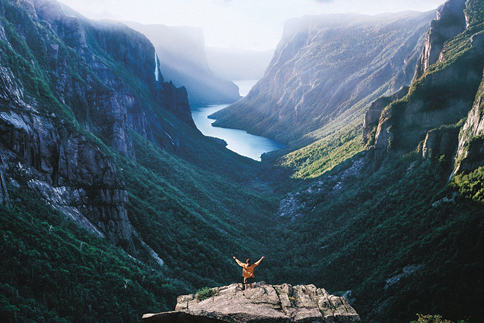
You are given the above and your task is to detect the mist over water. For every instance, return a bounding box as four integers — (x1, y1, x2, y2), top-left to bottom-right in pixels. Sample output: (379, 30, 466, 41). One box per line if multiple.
(233, 79, 259, 96)
(191, 80, 285, 161)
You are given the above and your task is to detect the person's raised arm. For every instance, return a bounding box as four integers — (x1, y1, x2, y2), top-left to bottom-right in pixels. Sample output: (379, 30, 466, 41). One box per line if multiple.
(233, 256, 244, 267)
(254, 256, 265, 266)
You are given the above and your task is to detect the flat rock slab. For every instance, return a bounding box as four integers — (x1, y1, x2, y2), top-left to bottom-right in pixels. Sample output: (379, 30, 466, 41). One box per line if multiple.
(143, 282, 360, 323)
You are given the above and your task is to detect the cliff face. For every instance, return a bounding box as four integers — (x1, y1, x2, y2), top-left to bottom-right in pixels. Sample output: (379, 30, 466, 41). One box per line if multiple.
(210, 11, 434, 145)
(0, 0, 195, 244)
(413, 0, 467, 80)
(363, 86, 409, 146)
(125, 22, 241, 105)
(143, 283, 360, 323)
(43, 0, 194, 147)
(366, 0, 484, 170)
(0, 64, 129, 242)
(454, 71, 484, 173)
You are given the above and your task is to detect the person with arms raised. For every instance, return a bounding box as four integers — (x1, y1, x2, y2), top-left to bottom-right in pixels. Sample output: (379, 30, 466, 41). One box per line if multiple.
(233, 256, 265, 290)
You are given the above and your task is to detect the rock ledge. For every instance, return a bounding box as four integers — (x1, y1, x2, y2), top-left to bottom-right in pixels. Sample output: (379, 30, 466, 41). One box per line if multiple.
(143, 282, 360, 323)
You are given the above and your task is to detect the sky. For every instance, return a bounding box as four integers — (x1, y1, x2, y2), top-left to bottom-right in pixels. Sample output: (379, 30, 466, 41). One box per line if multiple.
(59, 0, 446, 51)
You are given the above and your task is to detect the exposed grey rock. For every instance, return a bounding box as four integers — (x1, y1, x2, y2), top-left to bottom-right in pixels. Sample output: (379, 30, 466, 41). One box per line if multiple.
(144, 283, 360, 323)
(420, 126, 460, 159)
(277, 156, 365, 220)
(0, 102, 131, 242)
(32, 0, 87, 48)
(210, 11, 434, 145)
(366, 0, 484, 169)
(0, 67, 24, 104)
(363, 86, 409, 146)
(0, 0, 200, 252)
(0, 163, 11, 208)
(0, 16, 132, 244)
(384, 264, 421, 289)
(17, 0, 38, 20)
(33, 0, 194, 157)
(414, 0, 467, 80)
(454, 70, 484, 173)
(0, 16, 7, 42)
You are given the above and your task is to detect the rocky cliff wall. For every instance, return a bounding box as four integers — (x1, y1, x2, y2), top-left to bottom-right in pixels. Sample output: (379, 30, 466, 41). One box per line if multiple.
(413, 0, 467, 80)
(125, 22, 241, 105)
(363, 86, 409, 146)
(34, 0, 194, 152)
(209, 11, 434, 145)
(454, 70, 484, 173)
(0, 0, 195, 246)
(0, 65, 129, 242)
(367, 0, 484, 170)
(144, 283, 360, 323)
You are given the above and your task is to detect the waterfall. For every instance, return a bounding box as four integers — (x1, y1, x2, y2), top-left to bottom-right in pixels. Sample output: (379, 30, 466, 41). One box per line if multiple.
(154, 52, 159, 82)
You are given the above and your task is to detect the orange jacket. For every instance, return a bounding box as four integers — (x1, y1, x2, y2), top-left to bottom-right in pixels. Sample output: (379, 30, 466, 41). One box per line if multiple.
(235, 258, 263, 278)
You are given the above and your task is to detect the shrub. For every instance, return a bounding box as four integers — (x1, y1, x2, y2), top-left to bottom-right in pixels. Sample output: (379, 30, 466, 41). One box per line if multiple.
(196, 287, 216, 301)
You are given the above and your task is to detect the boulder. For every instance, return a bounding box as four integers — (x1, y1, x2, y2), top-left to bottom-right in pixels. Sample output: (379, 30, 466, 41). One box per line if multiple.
(143, 283, 360, 323)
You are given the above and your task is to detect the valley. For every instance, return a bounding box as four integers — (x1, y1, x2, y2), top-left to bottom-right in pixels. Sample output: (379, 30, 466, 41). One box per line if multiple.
(1, 0, 483, 323)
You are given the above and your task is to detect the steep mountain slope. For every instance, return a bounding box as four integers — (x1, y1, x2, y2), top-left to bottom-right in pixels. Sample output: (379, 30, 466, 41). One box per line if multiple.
(123, 21, 241, 105)
(367, 0, 484, 166)
(0, 0, 279, 321)
(210, 11, 435, 147)
(266, 1, 484, 322)
(269, 152, 484, 323)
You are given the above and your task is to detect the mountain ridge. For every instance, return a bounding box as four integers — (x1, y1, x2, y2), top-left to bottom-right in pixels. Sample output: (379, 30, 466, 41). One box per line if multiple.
(209, 10, 435, 147)
(264, 1, 484, 322)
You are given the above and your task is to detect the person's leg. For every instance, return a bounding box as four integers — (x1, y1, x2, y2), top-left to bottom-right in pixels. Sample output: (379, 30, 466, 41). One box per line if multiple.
(247, 278, 253, 289)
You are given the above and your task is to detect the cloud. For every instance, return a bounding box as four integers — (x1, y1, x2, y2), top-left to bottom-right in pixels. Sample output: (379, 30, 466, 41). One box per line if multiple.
(313, 0, 335, 3)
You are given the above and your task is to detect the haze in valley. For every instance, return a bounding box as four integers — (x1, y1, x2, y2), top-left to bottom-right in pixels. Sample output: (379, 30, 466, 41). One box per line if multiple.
(59, 0, 445, 52)
(61, 0, 443, 80)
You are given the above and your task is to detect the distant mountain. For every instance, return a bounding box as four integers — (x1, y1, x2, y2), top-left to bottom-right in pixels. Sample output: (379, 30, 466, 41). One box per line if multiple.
(210, 11, 435, 146)
(205, 47, 274, 81)
(0, 0, 277, 321)
(124, 21, 241, 104)
(264, 1, 484, 322)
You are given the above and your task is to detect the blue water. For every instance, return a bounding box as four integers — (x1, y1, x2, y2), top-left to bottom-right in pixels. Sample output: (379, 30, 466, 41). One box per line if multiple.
(191, 80, 285, 161)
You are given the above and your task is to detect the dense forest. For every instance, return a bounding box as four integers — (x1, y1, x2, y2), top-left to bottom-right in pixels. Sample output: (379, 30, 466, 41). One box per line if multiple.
(1, 0, 483, 322)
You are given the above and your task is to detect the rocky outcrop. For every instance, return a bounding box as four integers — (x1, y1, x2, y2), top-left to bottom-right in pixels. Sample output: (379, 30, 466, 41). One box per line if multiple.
(363, 86, 409, 146)
(0, 65, 131, 242)
(143, 283, 360, 323)
(210, 11, 434, 145)
(413, 0, 467, 80)
(420, 126, 460, 159)
(366, 0, 484, 166)
(32, 0, 87, 49)
(0, 162, 11, 208)
(454, 72, 484, 173)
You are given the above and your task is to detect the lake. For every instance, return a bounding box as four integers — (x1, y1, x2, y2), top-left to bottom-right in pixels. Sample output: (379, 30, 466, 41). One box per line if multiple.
(191, 80, 285, 161)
